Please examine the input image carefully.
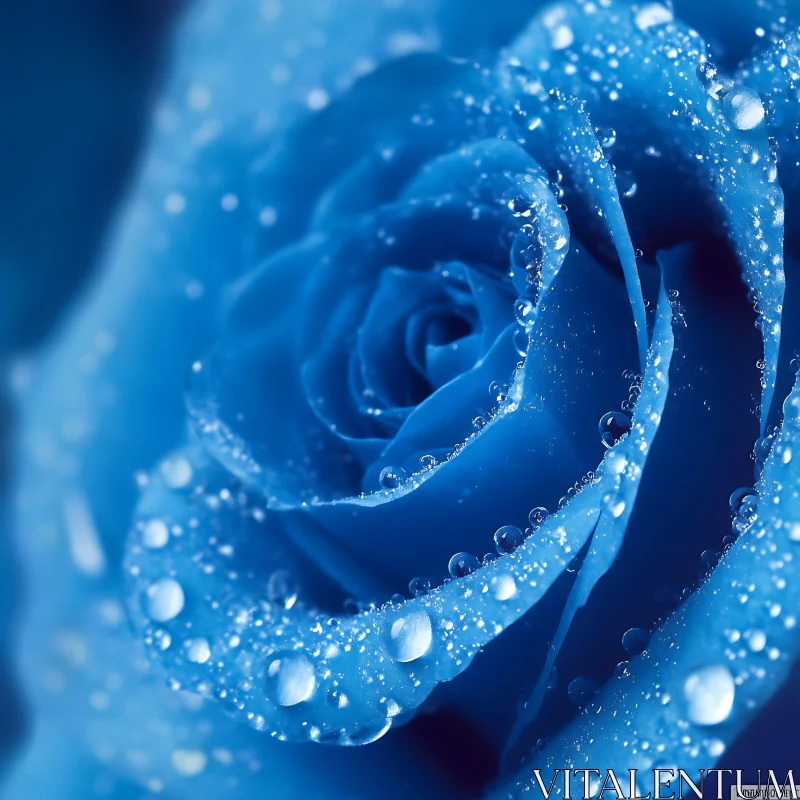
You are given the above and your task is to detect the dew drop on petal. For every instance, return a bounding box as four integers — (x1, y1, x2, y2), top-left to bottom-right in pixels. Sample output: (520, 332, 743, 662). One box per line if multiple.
(341, 719, 393, 746)
(266, 652, 317, 706)
(684, 665, 735, 725)
(142, 519, 169, 549)
(634, 3, 674, 31)
(490, 573, 517, 601)
(567, 676, 598, 707)
(186, 637, 211, 664)
(746, 629, 766, 653)
(599, 410, 632, 449)
(146, 578, 185, 622)
(408, 576, 432, 596)
(528, 506, 548, 527)
(696, 62, 718, 85)
(448, 551, 480, 578)
(267, 570, 298, 610)
(514, 296, 536, 328)
(379, 465, 408, 490)
(513, 327, 529, 358)
(160, 454, 193, 488)
(171, 749, 207, 777)
(723, 87, 765, 131)
(622, 627, 650, 656)
(707, 739, 726, 758)
(494, 525, 525, 554)
(386, 609, 432, 663)
(729, 486, 755, 515)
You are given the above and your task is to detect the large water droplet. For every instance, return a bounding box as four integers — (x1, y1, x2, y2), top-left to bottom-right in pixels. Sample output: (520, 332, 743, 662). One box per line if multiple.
(634, 3, 674, 31)
(146, 578, 185, 622)
(599, 410, 632, 449)
(684, 665, 735, 725)
(723, 86, 765, 131)
(494, 525, 525, 554)
(379, 465, 408, 490)
(386, 609, 433, 662)
(448, 551, 480, 578)
(266, 652, 317, 706)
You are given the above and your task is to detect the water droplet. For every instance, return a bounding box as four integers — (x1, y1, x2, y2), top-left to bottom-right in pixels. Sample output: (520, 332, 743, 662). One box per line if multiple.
(617, 170, 638, 198)
(494, 525, 525, 554)
(419, 454, 437, 469)
(390, 593, 406, 607)
(634, 3, 674, 31)
(528, 506, 548, 527)
(729, 486, 754, 515)
(730, 488, 758, 536)
(696, 62, 718, 85)
(622, 627, 650, 656)
(472, 415, 488, 430)
(171, 749, 207, 777)
(567, 676, 598, 707)
(746, 629, 766, 653)
(708, 77, 735, 101)
(408, 576, 432, 596)
(327, 687, 349, 708)
(684, 665, 735, 725)
(267, 570, 298, 610)
(513, 327, 529, 358)
(341, 719, 393, 746)
(723, 86, 765, 130)
(787, 522, 800, 542)
(186, 637, 211, 664)
(266, 652, 317, 706)
(142, 519, 169, 549)
(509, 195, 532, 217)
(598, 127, 617, 148)
(160, 454, 193, 489)
(701, 549, 721, 572)
(448, 551, 480, 578)
(599, 410, 632, 449)
(515, 296, 536, 328)
(707, 738, 726, 758)
(386, 609, 433, 662)
(379, 465, 408, 490)
(489, 573, 517, 601)
(489, 381, 509, 403)
(146, 578, 185, 622)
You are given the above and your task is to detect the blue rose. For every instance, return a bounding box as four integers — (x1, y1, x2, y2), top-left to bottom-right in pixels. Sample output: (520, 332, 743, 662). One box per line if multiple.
(5, 1, 800, 798)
